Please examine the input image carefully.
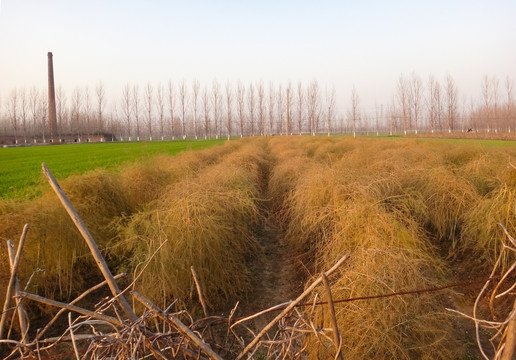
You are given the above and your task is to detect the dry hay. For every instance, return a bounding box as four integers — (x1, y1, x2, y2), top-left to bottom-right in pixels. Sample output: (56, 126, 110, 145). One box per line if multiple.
(111, 142, 268, 310)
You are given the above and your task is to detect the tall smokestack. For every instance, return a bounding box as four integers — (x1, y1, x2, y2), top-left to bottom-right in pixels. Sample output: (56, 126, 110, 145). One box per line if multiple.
(47, 52, 58, 139)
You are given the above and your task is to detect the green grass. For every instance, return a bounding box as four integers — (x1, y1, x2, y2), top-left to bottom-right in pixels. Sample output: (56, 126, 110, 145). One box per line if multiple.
(0, 139, 226, 198)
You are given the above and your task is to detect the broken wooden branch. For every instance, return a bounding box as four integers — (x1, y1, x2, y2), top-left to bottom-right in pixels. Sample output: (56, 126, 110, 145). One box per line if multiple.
(131, 290, 224, 360)
(0, 224, 29, 340)
(41, 162, 137, 322)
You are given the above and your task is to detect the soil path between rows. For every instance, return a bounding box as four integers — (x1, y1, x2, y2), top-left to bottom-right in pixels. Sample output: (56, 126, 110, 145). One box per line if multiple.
(235, 143, 301, 331)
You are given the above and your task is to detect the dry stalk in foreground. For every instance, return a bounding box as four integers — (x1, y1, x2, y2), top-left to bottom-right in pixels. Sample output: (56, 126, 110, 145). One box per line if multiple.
(447, 223, 516, 360)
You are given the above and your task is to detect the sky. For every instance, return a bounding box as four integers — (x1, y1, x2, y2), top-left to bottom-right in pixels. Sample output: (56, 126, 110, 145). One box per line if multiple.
(1, 0, 515, 114)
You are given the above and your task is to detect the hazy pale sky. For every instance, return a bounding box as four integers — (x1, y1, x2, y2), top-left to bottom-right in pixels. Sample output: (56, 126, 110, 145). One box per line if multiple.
(1, 0, 515, 112)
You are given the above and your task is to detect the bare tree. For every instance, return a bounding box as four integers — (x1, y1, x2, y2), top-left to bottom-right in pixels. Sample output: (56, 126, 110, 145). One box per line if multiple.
(212, 79, 221, 139)
(179, 79, 187, 139)
(29, 87, 40, 142)
(396, 74, 409, 135)
(132, 85, 141, 141)
(71, 87, 83, 141)
(349, 85, 359, 138)
(247, 83, 256, 136)
(307, 80, 320, 135)
(201, 85, 211, 139)
(267, 82, 276, 136)
(121, 84, 132, 140)
(167, 80, 176, 139)
(492, 75, 500, 131)
(96, 82, 105, 138)
(192, 79, 200, 140)
(257, 81, 265, 136)
(481, 75, 492, 132)
(7, 89, 19, 144)
(506, 76, 514, 133)
(445, 74, 458, 132)
(20, 88, 28, 143)
(276, 83, 284, 135)
(427, 75, 438, 133)
(409, 72, 423, 134)
(156, 82, 165, 140)
(144, 82, 154, 140)
(285, 82, 292, 136)
(56, 86, 67, 139)
(325, 85, 336, 136)
(84, 86, 92, 140)
(236, 80, 245, 138)
(296, 82, 304, 135)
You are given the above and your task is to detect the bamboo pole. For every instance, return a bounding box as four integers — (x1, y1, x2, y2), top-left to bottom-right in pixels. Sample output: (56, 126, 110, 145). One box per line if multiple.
(322, 273, 344, 360)
(190, 266, 209, 317)
(235, 254, 349, 360)
(41, 162, 137, 322)
(7, 240, 29, 344)
(0, 224, 29, 339)
(131, 290, 224, 360)
(18, 291, 123, 327)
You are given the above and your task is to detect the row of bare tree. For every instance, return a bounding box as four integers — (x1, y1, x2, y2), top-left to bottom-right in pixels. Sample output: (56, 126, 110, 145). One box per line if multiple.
(0, 74, 514, 144)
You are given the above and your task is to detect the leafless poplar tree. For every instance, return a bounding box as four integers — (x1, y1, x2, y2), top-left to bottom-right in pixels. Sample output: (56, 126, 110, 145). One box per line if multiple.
(56, 86, 67, 139)
(20, 88, 28, 143)
(325, 85, 336, 136)
(427, 75, 439, 133)
(285, 82, 292, 136)
(276, 83, 284, 135)
(225, 81, 233, 138)
(349, 85, 359, 138)
(481, 75, 492, 132)
(201, 85, 211, 139)
(132, 85, 141, 141)
(8, 89, 19, 144)
(307, 80, 320, 135)
(445, 74, 458, 132)
(144, 82, 154, 140)
(84, 86, 92, 140)
(156, 82, 165, 140)
(192, 79, 200, 140)
(179, 79, 187, 139)
(29, 87, 40, 142)
(506, 76, 514, 133)
(121, 84, 132, 140)
(247, 83, 256, 136)
(267, 82, 276, 136)
(212, 79, 221, 139)
(396, 74, 409, 135)
(492, 76, 500, 131)
(96, 82, 105, 138)
(409, 72, 423, 134)
(71, 87, 83, 141)
(236, 80, 245, 138)
(296, 82, 304, 135)
(257, 81, 265, 136)
(167, 80, 176, 139)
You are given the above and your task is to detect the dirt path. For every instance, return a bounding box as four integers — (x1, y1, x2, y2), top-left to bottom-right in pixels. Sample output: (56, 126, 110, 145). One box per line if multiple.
(236, 143, 300, 331)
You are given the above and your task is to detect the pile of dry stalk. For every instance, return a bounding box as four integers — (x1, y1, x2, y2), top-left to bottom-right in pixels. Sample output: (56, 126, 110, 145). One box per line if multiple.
(1, 158, 515, 359)
(0, 163, 350, 359)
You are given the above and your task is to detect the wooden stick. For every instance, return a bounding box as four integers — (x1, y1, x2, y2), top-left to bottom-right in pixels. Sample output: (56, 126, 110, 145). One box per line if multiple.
(41, 162, 137, 322)
(68, 313, 81, 360)
(191, 266, 209, 317)
(131, 290, 224, 360)
(235, 254, 349, 360)
(18, 291, 123, 327)
(36, 273, 126, 340)
(0, 224, 29, 339)
(7, 240, 29, 344)
(322, 273, 344, 360)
